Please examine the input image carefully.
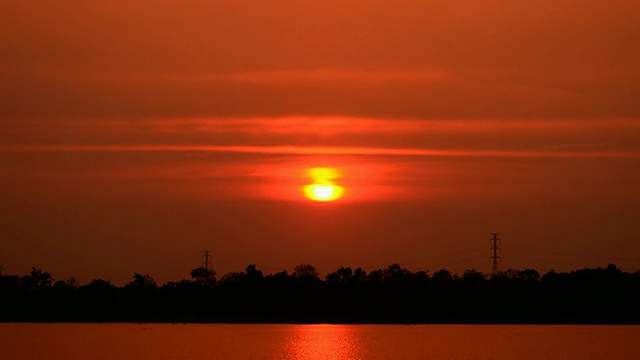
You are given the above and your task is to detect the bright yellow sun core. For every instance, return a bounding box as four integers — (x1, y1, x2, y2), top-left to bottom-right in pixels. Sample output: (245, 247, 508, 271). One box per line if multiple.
(304, 183, 344, 202)
(303, 167, 344, 202)
(311, 184, 335, 200)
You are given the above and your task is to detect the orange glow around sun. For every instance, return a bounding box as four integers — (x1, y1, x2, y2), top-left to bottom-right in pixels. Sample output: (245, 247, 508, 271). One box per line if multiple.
(303, 167, 344, 202)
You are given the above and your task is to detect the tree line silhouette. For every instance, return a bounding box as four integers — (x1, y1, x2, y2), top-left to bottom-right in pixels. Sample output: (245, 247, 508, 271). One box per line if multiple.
(1, 263, 639, 323)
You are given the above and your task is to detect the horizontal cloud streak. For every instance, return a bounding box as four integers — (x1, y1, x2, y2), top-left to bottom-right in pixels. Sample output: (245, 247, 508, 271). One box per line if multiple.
(3, 144, 639, 160)
(226, 69, 449, 84)
(2, 66, 449, 85)
(2, 117, 639, 156)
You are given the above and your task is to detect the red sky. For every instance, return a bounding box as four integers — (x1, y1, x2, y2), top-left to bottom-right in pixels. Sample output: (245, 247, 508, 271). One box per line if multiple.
(1, 1, 639, 283)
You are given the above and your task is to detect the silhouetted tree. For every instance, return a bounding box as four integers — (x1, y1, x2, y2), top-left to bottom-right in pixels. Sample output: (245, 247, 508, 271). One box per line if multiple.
(367, 269, 383, 283)
(80, 278, 116, 294)
(219, 272, 245, 287)
(462, 269, 486, 283)
(505, 269, 540, 282)
(21, 267, 53, 288)
(326, 267, 353, 285)
(353, 267, 367, 282)
(245, 264, 263, 280)
(0, 274, 20, 289)
(76, 278, 118, 320)
(293, 264, 318, 279)
(2, 263, 640, 323)
(125, 273, 157, 290)
(190, 266, 216, 287)
(432, 269, 453, 283)
(272, 269, 290, 282)
(54, 277, 79, 290)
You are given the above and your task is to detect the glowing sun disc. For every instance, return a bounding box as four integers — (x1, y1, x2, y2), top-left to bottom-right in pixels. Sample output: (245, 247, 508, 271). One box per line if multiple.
(304, 184, 344, 202)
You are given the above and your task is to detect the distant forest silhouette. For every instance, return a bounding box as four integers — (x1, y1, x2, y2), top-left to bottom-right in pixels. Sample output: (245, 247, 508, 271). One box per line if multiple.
(1, 264, 639, 324)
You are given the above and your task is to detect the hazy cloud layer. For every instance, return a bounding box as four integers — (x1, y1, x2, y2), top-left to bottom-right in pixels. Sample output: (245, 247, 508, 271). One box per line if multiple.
(3, 117, 640, 155)
(2, 0, 639, 120)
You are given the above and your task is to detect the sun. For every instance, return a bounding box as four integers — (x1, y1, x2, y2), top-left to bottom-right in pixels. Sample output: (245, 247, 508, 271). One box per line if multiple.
(311, 184, 334, 200)
(303, 167, 344, 202)
(304, 183, 344, 202)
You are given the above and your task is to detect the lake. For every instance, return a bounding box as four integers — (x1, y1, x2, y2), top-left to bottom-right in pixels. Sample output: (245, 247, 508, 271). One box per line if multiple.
(1, 324, 638, 359)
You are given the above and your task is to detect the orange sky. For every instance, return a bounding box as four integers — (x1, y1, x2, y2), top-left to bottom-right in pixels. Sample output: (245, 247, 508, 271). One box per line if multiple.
(1, 1, 639, 283)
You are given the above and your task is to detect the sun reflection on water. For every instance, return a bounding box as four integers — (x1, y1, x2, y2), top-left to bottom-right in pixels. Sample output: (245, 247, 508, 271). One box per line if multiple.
(281, 325, 364, 360)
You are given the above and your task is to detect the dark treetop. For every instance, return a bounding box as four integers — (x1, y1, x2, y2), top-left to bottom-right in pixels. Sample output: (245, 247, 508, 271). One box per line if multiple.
(1, 263, 639, 324)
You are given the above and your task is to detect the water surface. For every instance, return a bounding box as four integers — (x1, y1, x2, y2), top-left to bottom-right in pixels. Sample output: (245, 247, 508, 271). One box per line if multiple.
(1, 324, 638, 359)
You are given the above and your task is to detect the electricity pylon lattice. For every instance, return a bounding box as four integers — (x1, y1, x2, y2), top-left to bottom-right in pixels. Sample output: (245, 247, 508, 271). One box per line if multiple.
(202, 250, 212, 271)
(490, 233, 501, 276)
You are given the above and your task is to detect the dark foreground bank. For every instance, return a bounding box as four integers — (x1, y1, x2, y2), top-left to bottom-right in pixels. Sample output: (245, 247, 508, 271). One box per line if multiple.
(1, 264, 639, 324)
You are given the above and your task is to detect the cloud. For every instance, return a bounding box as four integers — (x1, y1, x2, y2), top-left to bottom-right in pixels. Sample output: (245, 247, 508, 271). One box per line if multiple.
(3, 115, 638, 205)
(3, 144, 640, 160)
(2, 1, 639, 120)
(224, 69, 449, 85)
(2, 117, 639, 156)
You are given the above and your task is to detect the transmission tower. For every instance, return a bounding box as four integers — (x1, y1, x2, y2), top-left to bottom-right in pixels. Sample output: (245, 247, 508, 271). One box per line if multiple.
(202, 250, 212, 271)
(490, 233, 501, 276)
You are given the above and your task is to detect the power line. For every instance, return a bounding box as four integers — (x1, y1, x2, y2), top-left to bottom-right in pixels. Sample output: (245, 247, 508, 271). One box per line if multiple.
(426, 252, 488, 270)
(508, 252, 593, 269)
(431, 247, 487, 261)
(507, 245, 640, 264)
